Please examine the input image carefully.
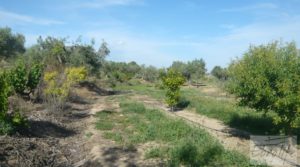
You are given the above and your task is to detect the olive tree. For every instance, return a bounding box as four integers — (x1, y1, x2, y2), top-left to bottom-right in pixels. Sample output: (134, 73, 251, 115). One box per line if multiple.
(211, 66, 228, 80)
(0, 27, 25, 59)
(170, 59, 206, 82)
(227, 41, 300, 134)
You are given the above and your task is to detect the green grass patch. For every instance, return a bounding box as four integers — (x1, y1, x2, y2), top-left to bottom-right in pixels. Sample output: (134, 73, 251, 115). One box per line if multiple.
(115, 83, 287, 137)
(95, 101, 265, 166)
(115, 83, 166, 100)
(145, 147, 168, 159)
(85, 132, 93, 138)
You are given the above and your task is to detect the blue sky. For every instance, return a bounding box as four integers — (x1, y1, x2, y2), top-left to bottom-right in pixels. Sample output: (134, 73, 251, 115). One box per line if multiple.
(1, 0, 300, 70)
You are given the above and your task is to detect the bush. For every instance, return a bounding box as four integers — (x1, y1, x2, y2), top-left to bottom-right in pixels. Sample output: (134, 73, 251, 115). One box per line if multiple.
(9, 61, 27, 95)
(44, 66, 87, 112)
(9, 61, 43, 96)
(27, 63, 43, 93)
(161, 69, 185, 111)
(228, 41, 300, 134)
(0, 71, 27, 135)
(0, 71, 9, 118)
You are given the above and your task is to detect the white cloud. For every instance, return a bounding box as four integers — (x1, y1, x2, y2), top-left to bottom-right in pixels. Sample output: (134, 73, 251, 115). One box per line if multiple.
(82, 12, 300, 70)
(0, 10, 64, 25)
(85, 29, 175, 67)
(190, 16, 300, 69)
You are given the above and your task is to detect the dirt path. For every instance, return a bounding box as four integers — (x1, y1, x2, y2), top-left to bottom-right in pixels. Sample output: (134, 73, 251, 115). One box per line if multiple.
(131, 94, 300, 167)
(72, 88, 162, 167)
(0, 87, 159, 167)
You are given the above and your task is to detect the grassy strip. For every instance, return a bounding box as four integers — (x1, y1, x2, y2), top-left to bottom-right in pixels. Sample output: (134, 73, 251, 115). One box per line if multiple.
(95, 101, 265, 166)
(114, 83, 289, 136)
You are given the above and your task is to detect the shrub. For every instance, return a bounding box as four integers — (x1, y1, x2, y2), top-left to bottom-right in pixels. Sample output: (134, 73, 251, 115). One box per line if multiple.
(9, 61, 43, 96)
(228, 41, 300, 134)
(44, 66, 87, 112)
(0, 71, 9, 118)
(27, 63, 43, 93)
(161, 69, 185, 111)
(9, 61, 27, 95)
(0, 71, 27, 135)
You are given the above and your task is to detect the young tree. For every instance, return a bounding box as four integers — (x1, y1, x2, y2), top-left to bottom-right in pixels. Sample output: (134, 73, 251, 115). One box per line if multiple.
(162, 69, 185, 111)
(227, 41, 300, 135)
(9, 60, 43, 96)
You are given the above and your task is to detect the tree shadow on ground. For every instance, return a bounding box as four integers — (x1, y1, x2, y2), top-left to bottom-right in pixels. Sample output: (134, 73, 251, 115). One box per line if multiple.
(81, 160, 103, 167)
(228, 113, 279, 136)
(61, 110, 91, 122)
(171, 98, 191, 112)
(101, 146, 138, 167)
(176, 98, 190, 110)
(20, 120, 76, 138)
(227, 113, 300, 144)
(170, 141, 223, 166)
(79, 81, 128, 96)
(68, 94, 90, 104)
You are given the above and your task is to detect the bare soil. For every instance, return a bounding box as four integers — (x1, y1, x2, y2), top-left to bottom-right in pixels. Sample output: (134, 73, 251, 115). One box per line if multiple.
(0, 85, 162, 167)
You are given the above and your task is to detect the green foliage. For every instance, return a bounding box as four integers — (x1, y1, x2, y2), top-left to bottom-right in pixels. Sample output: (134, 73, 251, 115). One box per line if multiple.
(68, 43, 101, 74)
(23, 45, 44, 64)
(0, 71, 9, 118)
(169, 59, 206, 82)
(228, 41, 300, 134)
(104, 61, 141, 85)
(9, 61, 27, 95)
(0, 71, 27, 135)
(187, 59, 206, 81)
(9, 61, 43, 95)
(162, 69, 185, 110)
(170, 61, 190, 79)
(211, 66, 228, 80)
(37, 36, 68, 68)
(0, 27, 25, 59)
(27, 63, 43, 93)
(139, 65, 160, 82)
(98, 40, 110, 59)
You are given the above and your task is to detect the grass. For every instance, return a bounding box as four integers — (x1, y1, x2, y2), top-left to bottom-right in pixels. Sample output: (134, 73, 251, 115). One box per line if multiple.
(115, 82, 166, 100)
(114, 82, 288, 136)
(85, 132, 93, 138)
(95, 101, 265, 166)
